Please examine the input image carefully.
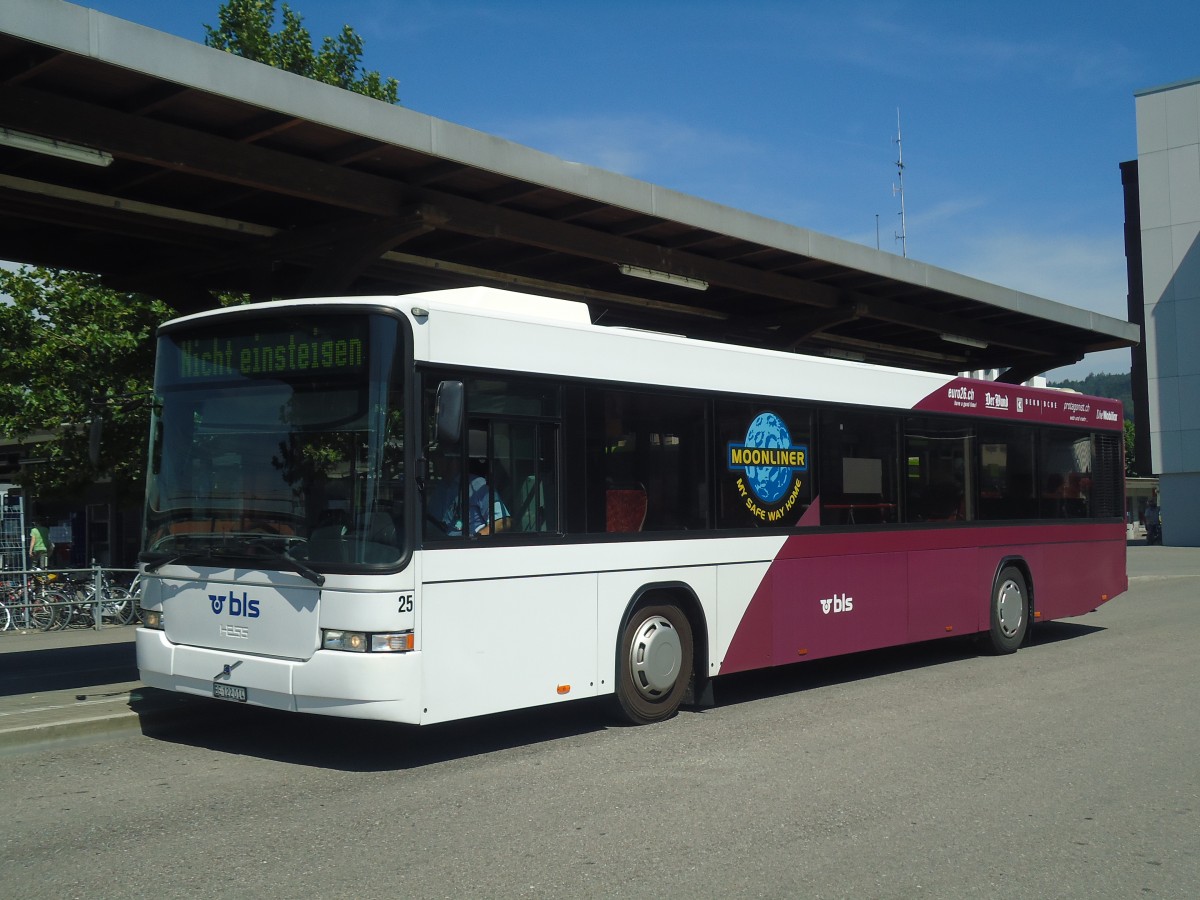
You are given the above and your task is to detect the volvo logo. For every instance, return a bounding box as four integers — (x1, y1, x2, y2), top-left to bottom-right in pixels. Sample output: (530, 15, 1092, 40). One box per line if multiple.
(214, 660, 243, 680)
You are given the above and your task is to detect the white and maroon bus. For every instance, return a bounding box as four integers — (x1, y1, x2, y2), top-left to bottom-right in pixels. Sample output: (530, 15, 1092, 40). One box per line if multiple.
(136, 287, 1126, 725)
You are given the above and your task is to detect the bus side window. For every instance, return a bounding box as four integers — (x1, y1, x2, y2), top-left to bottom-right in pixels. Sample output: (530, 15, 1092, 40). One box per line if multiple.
(495, 420, 559, 533)
(585, 388, 707, 532)
(821, 412, 899, 526)
(974, 424, 1036, 520)
(902, 417, 973, 524)
(1040, 429, 1093, 519)
(422, 374, 562, 538)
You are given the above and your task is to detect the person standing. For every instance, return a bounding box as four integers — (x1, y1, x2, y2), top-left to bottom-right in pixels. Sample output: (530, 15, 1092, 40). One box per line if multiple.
(1144, 500, 1162, 545)
(29, 520, 54, 569)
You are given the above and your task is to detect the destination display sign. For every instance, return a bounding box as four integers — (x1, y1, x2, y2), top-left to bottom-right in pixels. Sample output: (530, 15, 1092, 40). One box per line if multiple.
(164, 319, 368, 383)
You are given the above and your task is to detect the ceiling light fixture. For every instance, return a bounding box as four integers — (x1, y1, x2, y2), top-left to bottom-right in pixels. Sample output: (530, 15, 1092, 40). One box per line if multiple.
(0, 127, 114, 167)
(617, 263, 709, 291)
(939, 332, 988, 349)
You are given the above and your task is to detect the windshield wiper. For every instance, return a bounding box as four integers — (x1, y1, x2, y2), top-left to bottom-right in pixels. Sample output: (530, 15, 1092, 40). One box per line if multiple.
(140, 549, 213, 573)
(139, 539, 324, 586)
(140, 531, 228, 572)
(246, 541, 325, 587)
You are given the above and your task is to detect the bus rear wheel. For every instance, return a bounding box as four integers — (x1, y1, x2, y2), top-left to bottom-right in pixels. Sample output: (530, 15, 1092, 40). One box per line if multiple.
(985, 565, 1028, 654)
(612, 603, 693, 725)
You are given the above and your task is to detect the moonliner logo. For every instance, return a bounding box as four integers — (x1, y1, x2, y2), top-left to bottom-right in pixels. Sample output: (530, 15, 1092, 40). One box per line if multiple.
(727, 411, 807, 522)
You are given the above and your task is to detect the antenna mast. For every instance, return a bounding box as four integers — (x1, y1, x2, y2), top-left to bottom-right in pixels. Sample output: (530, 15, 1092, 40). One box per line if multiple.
(892, 108, 908, 258)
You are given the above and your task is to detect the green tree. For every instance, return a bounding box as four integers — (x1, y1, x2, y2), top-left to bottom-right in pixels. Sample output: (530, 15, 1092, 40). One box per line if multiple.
(0, 268, 172, 502)
(204, 0, 399, 104)
(1124, 419, 1136, 476)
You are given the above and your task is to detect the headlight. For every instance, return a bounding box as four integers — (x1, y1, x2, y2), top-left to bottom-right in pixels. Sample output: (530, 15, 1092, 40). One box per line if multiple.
(322, 629, 414, 653)
(323, 630, 367, 652)
(142, 609, 164, 629)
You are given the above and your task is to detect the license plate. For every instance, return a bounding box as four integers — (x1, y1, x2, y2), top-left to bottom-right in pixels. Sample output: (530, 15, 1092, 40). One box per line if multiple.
(213, 682, 247, 702)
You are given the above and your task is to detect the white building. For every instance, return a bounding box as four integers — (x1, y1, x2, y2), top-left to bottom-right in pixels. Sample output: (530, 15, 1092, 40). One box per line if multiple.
(1134, 76, 1200, 546)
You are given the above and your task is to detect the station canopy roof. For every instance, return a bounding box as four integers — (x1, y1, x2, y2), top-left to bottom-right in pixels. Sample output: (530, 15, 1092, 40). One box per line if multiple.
(0, 1, 1139, 382)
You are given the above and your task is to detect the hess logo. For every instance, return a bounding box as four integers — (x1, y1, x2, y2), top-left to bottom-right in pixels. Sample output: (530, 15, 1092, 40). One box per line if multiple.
(820, 593, 854, 615)
(209, 591, 261, 618)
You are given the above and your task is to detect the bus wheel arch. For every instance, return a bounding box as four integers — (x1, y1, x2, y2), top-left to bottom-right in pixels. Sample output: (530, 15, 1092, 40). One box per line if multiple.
(984, 558, 1032, 654)
(611, 583, 707, 725)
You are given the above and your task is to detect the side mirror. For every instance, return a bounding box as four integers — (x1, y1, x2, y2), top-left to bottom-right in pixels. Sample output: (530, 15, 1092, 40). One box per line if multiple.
(435, 380, 464, 446)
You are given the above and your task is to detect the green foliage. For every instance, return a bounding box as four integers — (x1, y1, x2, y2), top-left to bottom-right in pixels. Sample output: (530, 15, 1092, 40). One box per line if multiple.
(1124, 419, 1136, 476)
(0, 268, 173, 501)
(204, 0, 399, 104)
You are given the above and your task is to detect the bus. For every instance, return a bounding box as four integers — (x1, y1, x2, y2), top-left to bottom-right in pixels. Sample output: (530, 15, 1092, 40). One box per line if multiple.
(136, 286, 1127, 725)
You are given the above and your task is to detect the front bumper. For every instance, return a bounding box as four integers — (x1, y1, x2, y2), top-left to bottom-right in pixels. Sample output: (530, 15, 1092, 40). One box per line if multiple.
(135, 628, 424, 723)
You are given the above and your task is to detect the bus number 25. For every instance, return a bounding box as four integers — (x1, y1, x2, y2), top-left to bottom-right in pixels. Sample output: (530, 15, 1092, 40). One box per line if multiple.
(397, 593, 414, 614)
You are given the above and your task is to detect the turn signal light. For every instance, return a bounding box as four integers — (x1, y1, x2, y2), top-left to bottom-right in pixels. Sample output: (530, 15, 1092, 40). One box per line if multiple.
(371, 632, 415, 653)
(556, 684, 570, 695)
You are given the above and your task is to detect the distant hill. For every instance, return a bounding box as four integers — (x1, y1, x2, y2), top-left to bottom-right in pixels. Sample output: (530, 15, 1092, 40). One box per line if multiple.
(1048, 372, 1133, 420)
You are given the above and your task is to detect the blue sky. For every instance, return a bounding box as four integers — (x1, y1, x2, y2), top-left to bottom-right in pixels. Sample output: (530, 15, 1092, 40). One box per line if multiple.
(77, 1, 1200, 379)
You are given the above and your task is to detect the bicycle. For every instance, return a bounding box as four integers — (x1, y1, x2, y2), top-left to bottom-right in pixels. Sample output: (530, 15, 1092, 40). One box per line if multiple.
(55, 571, 137, 628)
(125, 570, 144, 624)
(0, 572, 60, 631)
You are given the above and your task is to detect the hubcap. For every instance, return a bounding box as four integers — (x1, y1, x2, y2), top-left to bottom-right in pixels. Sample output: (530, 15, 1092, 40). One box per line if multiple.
(996, 579, 1024, 638)
(628, 615, 682, 699)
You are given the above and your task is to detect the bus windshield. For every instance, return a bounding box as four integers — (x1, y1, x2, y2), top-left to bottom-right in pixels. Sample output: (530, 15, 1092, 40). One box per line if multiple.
(142, 311, 407, 570)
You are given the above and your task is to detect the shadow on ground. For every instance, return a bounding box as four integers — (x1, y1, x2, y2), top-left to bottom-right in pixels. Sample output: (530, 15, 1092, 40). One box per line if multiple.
(0, 642, 137, 697)
(138, 619, 1103, 773)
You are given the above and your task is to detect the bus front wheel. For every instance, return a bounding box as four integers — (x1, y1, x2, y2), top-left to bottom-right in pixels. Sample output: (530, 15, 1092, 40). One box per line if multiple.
(985, 566, 1028, 654)
(612, 604, 693, 725)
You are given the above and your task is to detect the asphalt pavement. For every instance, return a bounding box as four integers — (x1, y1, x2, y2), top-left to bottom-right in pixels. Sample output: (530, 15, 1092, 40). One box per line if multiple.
(1, 540, 1194, 752)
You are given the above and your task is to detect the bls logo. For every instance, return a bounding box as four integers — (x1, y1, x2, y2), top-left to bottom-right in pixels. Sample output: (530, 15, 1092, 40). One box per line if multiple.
(820, 593, 854, 615)
(209, 591, 261, 618)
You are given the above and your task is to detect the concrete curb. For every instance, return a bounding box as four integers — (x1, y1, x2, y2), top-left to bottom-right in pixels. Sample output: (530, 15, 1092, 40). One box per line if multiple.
(0, 687, 211, 752)
(0, 704, 145, 750)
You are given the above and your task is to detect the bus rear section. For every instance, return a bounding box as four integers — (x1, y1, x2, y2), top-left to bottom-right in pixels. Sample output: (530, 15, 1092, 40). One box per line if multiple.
(718, 522, 1127, 673)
